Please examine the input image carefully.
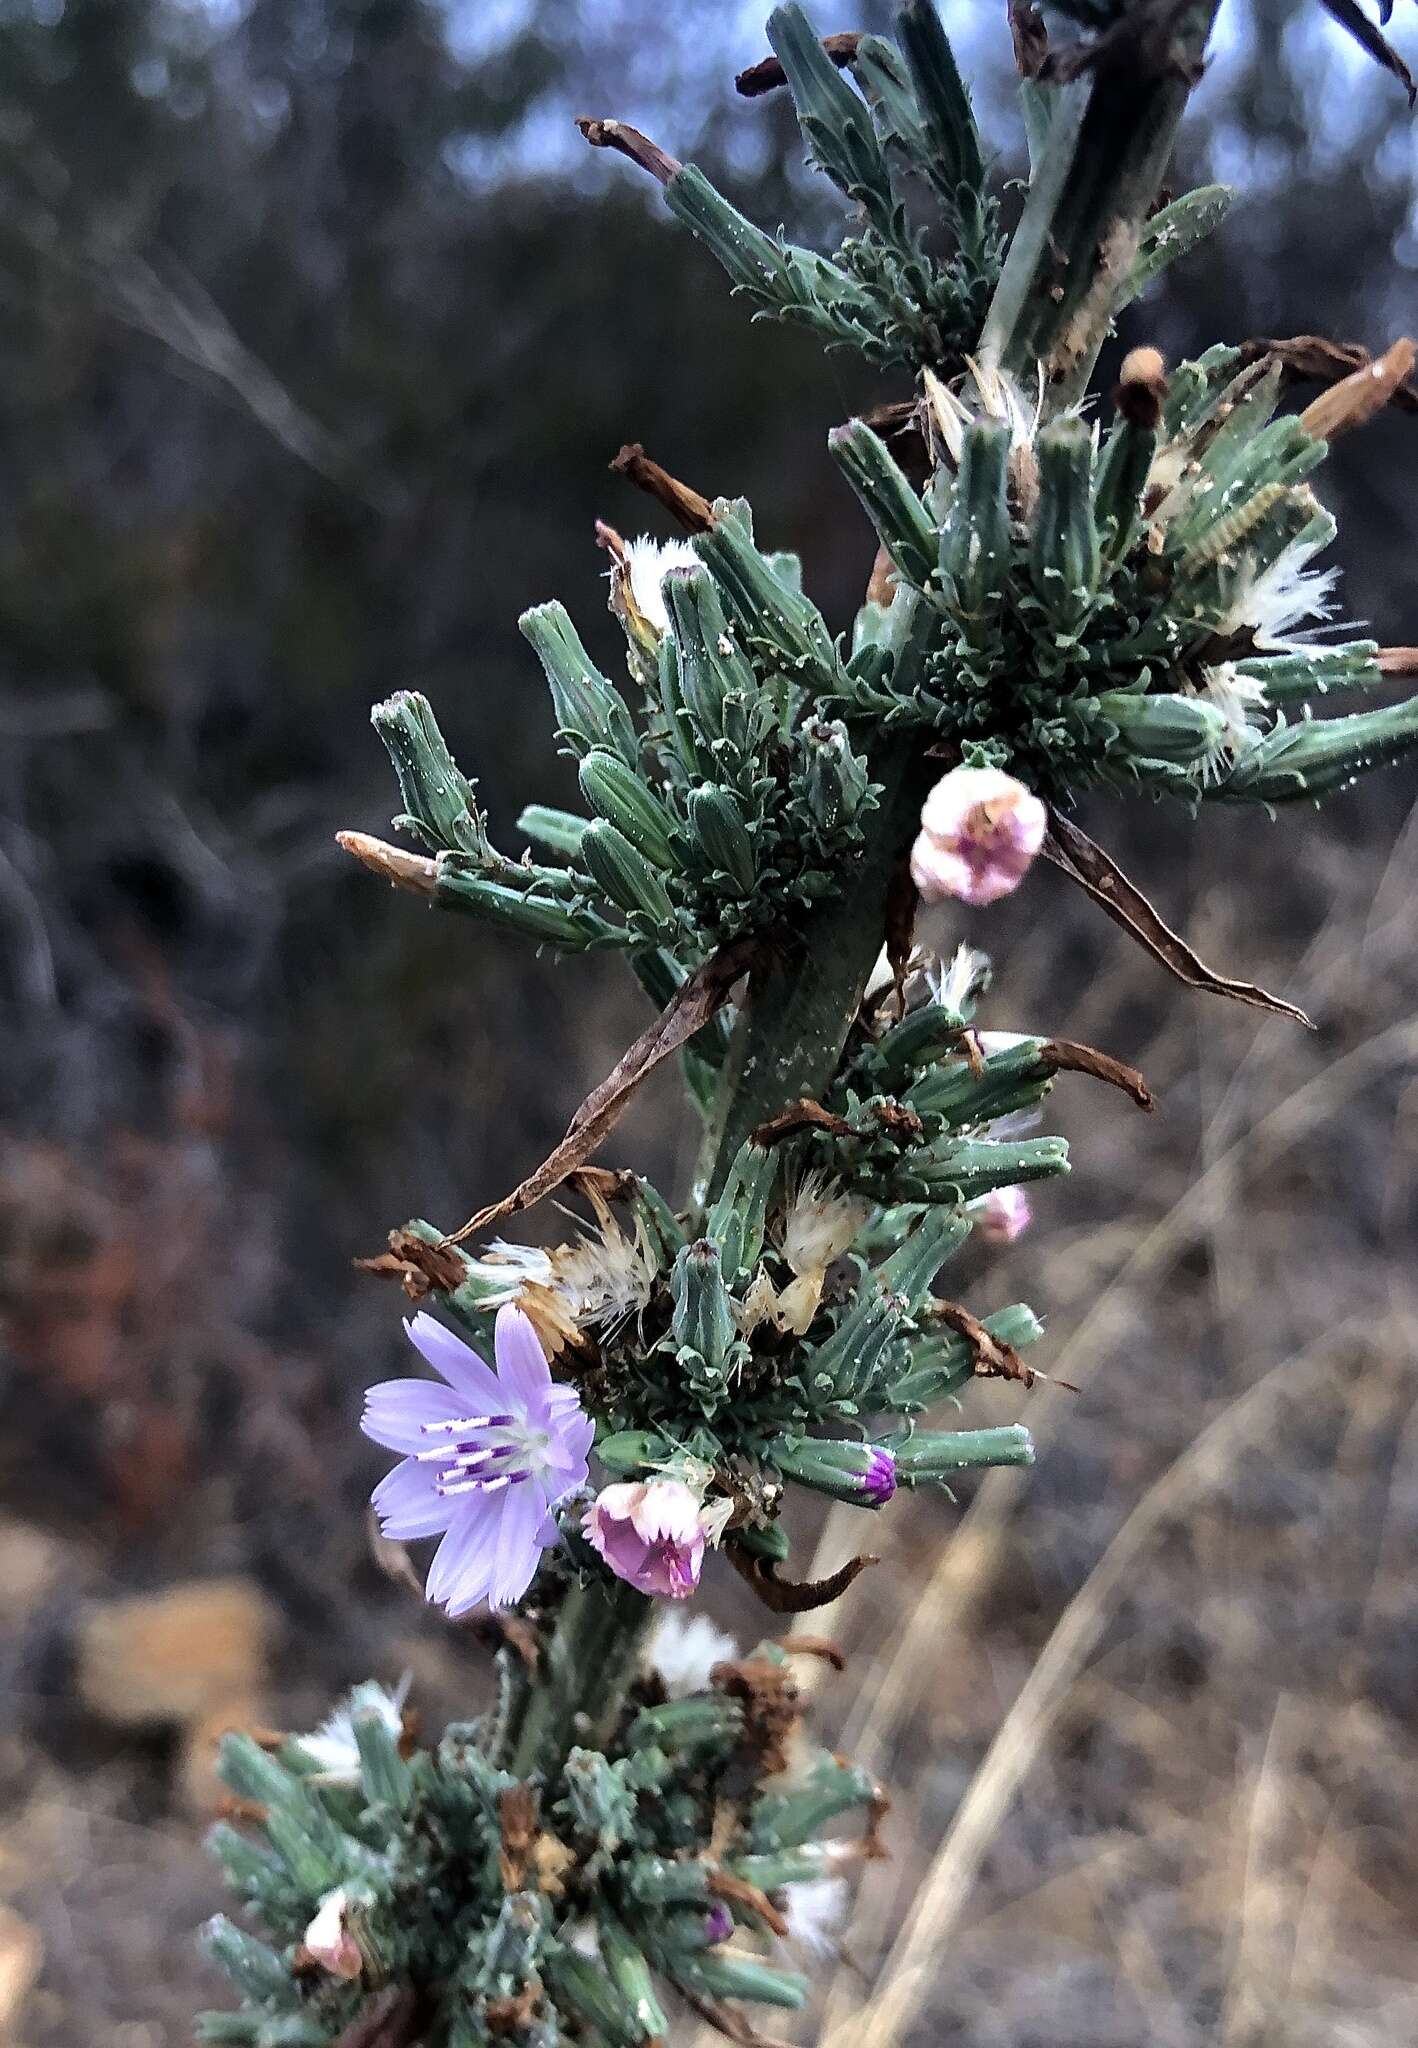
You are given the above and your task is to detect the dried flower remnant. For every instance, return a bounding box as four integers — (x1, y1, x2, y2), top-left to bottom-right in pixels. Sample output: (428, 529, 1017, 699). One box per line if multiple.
(911, 766, 1048, 906)
(362, 1307, 592, 1615)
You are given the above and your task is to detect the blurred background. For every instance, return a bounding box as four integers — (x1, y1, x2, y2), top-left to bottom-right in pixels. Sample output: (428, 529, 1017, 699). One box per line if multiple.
(0, 1, 1416, 2042)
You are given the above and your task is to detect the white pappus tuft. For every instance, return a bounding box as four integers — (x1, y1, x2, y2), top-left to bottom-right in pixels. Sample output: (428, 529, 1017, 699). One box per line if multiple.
(623, 534, 702, 638)
(645, 1610, 738, 1699)
(782, 1874, 850, 1957)
(1219, 536, 1342, 651)
(296, 1676, 410, 1784)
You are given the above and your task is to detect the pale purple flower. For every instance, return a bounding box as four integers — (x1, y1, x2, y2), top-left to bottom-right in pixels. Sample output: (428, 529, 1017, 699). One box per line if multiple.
(975, 1185, 1033, 1244)
(910, 766, 1047, 906)
(362, 1307, 592, 1616)
(585, 1478, 706, 1599)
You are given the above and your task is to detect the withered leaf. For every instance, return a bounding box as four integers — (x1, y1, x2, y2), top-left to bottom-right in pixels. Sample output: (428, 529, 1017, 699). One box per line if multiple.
(610, 442, 715, 533)
(751, 1098, 854, 1146)
(1041, 1038, 1155, 1111)
(443, 936, 763, 1246)
(1299, 335, 1417, 441)
(1044, 812, 1313, 1028)
(1238, 335, 1418, 415)
(706, 1867, 789, 1937)
(734, 31, 860, 97)
(573, 117, 681, 185)
(927, 1298, 1038, 1387)
(1315, 0, 1416, 103)
(727, 1544, 878, 1614)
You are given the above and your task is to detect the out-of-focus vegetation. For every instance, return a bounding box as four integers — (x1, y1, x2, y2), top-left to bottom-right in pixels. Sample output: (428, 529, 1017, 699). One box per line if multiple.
(0, 2, 1416, 2041)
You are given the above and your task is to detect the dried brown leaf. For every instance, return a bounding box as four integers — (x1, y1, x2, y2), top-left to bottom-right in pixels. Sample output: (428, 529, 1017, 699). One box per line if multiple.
(1299, 335, 1417, 440)
(610, 442, 716, 533)
(735, 31, 860, 97)
(1238, 334, 1418, 414)
(574, 117, 681, 185)
(442, 936, 763, 1246)
(1041, 1038, 1155, 1110)
(727, 1545, 878, 1614)
(1044, 812, 1313, 1027)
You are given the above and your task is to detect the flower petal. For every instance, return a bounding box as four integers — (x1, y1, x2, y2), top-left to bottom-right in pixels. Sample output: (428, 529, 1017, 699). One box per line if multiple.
(487, 1479, 548, 1610)
(404, 1313, 504, 1409)
(361, 1377, 472, 1454)
(425, 1495, 501, 1615)
(370, 1458, 450, 1541)
(493, 1305, 553, 1412)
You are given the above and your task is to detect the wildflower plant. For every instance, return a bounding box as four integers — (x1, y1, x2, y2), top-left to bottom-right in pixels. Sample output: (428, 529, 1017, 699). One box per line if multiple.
(201, 5, 1418, 2045)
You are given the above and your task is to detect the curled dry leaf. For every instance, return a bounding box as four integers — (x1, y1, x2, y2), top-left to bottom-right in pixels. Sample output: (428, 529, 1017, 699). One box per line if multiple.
(728, 1543, 879, 1615)
(1044, 811, 1313, 1027)
(1238, 334, 1418, 414)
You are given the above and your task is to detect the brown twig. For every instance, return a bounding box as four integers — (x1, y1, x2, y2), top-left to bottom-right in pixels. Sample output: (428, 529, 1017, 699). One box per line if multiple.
(1378, 647, 1418, 676)
(574, 117, 681, 185)
(610, 442, 717, 532)
(707, 1867, 791, 1937)
(735, 31, 860, 97)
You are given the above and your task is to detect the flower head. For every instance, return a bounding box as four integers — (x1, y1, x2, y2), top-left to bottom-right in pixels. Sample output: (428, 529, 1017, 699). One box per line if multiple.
(362, 1308, 593, 1617)
(646, 1610, 738, 1698)
(974, 1184, 1033, 1244)
(585, 1478, 707, 1599)
(911, 766, 1047, 907)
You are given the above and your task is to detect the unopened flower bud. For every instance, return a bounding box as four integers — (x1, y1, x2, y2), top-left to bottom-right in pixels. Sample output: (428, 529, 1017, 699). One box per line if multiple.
(301, 1889, 363, 1982)
(974, 1184, 1032, 1243)
(911, 766, 1047, 906)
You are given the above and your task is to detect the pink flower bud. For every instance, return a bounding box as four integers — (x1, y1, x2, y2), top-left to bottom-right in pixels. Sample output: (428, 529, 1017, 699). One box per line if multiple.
(910, 767, 1047, 907)
(585, 1478, 706, 1599)
(301, 1889, 363, 1981)
(976, 1185, 1032, 1244)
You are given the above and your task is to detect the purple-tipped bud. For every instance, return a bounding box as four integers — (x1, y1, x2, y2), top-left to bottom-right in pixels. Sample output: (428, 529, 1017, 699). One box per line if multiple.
(775, 1438, 898, 1508)
(861, 1446, 897, 1506)
(703, 1902, 734, 1945)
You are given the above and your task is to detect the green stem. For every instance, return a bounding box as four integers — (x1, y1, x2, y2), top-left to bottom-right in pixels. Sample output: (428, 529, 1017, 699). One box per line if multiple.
(505, 1573, 652, 1780)
(980, 1, 1221, 409)
(701, 735, 934, 1205)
